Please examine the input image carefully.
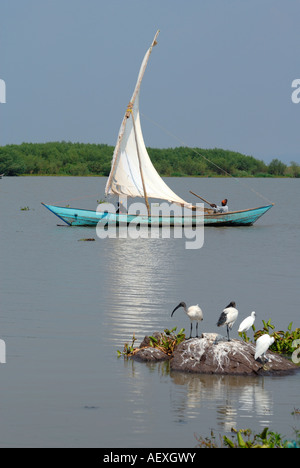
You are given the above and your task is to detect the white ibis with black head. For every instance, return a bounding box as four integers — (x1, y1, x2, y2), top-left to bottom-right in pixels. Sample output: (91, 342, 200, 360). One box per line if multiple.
(255, 334, 275, 363)
(217, 301, 239, 341)
(238, 311, 256, 333)
(171, 302, 203, 339)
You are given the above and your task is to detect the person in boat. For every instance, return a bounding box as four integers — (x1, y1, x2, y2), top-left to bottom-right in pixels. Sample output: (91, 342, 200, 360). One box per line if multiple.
(210, 199, 229, 213)
(116, 201, 128, 214)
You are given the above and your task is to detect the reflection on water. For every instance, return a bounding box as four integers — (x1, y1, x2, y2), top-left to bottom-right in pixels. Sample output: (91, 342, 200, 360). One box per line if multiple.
(122, 357, 275, 434)
(120, 359, 172, 437)
(102, 235, 183, 345)
(170, 373, 273, 431)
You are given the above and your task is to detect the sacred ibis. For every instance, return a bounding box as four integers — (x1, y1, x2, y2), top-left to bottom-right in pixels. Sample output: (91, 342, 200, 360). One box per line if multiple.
(238, 311, 256, 333)
(171, 302, 203, 339)
(255, 334, 275, 363)
(217, 301, 239, 341)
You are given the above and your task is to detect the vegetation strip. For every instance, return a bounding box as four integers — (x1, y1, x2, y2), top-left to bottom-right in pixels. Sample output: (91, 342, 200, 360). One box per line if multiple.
(0, 142, 299, 177)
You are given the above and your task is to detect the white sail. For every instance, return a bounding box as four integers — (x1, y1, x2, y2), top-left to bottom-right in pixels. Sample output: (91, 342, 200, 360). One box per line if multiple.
(105, 31, 189, 207)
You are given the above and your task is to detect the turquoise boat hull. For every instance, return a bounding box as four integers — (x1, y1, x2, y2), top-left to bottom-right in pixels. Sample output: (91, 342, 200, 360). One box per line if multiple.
(42, 203, 273, 227)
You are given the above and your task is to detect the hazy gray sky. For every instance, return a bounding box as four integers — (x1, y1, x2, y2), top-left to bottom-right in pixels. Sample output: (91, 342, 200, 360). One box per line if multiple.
(1, 0, 300, 163)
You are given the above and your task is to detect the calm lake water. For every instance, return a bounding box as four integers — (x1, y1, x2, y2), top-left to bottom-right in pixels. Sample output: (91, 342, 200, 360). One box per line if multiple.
(0, 176, 299, 448)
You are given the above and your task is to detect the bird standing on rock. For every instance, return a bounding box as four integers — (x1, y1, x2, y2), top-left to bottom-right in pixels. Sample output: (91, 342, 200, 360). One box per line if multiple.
(238, 311, 256, 333)
(171, 302, 203, 339)
(255, 334, 275, 363)
(217, 301, 239, 341)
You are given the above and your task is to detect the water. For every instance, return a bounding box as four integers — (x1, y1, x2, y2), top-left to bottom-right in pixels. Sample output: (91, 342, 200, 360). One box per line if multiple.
(0, 176, 299, 448)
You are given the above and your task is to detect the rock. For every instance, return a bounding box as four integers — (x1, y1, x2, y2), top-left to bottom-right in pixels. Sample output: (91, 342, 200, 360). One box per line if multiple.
(132, 332, 171, 362)
(129, 332, 299, 375)
(132, 347, 170, 362)
(170, 333, 298, 376)
(139, 332, 164, 349)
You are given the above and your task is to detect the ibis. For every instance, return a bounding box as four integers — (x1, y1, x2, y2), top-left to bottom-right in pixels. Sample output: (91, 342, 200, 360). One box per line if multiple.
(238, 311, 256, 333)
(217, 301, 239, 341)
(171, 302, 203, 339)
(255, 334, 275, 363)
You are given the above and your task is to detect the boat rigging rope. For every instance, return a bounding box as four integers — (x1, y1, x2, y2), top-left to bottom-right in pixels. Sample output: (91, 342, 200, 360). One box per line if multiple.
(141, 112, 274, 205)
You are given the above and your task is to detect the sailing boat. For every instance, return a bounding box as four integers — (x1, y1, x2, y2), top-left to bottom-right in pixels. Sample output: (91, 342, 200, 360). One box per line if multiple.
(42, 31, 273, 227)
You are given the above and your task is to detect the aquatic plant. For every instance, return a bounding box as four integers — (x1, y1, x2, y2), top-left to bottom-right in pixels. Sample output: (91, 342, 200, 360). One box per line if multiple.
(195, 427, 300, 449)
(148, 327, 185, 355)
(254, 320, 300, 355)
(117, 327, 185, 358)
(238, 330, 254, 343)
(239, 319, 300, 357)
(117, 334, 137, 357)
(224, 427, 290, 449)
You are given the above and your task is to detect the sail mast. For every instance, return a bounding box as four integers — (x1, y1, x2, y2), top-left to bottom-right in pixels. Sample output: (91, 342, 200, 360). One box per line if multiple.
(105, 30, 160, 205)
(125, 30, 159, 218)
(130, 108, 150, 217)
(129, 30, 159, 114)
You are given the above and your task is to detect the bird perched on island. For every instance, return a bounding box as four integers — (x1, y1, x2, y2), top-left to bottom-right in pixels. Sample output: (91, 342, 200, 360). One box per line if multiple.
(171, 302, 203, 339)
(238, 311, 256, 333)
(217, 301, 239, 341)
(255, 334, 275, 363)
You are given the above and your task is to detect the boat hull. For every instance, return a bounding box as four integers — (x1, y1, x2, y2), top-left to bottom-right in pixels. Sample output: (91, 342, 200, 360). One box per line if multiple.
(42, 203, 273, 227)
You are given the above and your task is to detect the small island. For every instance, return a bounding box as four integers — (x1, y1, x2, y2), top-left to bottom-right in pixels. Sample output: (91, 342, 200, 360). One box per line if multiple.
(128, 331, 299, 377)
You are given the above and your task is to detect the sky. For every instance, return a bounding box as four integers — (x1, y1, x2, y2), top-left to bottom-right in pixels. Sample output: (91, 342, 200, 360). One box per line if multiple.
(1, 0, 300, 164)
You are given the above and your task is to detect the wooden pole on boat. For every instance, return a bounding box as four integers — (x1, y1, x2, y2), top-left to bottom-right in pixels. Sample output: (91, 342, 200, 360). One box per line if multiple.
(123, 31, 160, 220)
(105, 31, 159, 214)
(131, 109, 151, 218)
(189, 191, 213, 206)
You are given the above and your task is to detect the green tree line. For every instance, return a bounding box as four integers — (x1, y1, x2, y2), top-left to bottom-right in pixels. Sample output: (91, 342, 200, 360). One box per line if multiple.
(0, 141, 299, 177)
